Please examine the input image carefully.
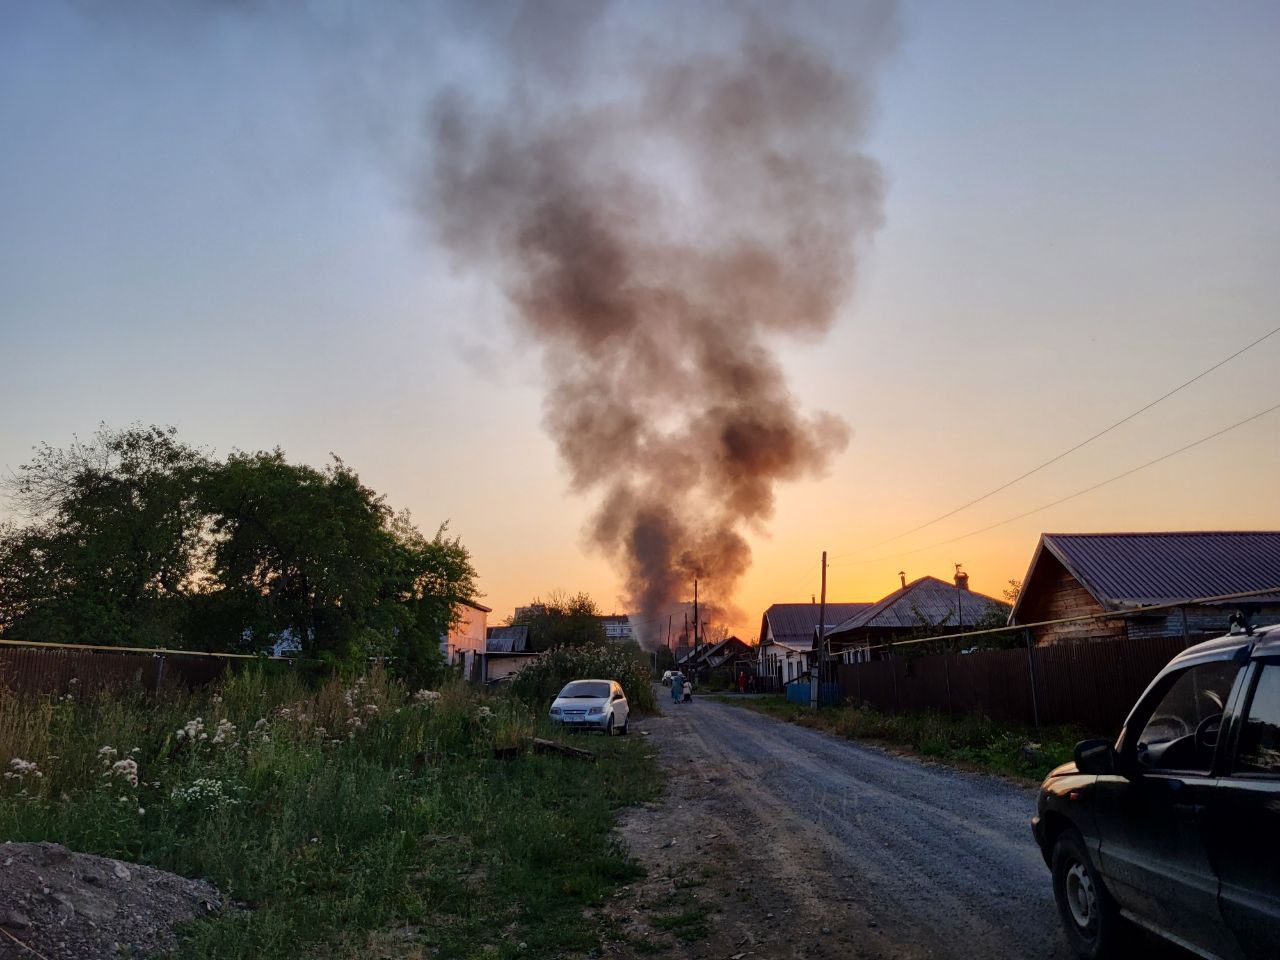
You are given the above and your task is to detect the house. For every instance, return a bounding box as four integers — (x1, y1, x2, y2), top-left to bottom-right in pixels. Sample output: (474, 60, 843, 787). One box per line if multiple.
(825, 573, 1006, 657)
(757, 602, 870, 684)
(475, 624, 541, 683)
(1009, 532, 1280, 646)
(441, 600, 491, 676)
(677, 635, 753, 682)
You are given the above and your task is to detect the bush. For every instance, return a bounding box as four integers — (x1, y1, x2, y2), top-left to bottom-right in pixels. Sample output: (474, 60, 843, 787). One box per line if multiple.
(508, 644, 657, 713)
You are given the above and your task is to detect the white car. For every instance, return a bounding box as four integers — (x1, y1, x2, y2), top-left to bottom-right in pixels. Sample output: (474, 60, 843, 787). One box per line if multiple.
(661, 670, 674, 686)
(549, 679, 630, 735)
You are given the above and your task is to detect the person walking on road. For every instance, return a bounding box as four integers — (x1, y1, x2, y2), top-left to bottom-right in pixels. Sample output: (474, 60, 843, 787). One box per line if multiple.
(670, 673, 683, 704)
(682, 678, 693, 703)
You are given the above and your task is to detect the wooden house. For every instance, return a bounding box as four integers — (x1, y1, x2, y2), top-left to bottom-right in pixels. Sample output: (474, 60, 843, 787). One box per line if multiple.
(1009, 532, 1280, 646)
(824, 574, 1007, 659)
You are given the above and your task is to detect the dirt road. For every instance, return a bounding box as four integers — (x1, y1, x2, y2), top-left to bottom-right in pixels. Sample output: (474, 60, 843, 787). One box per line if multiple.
(604, 692, 1184, 960)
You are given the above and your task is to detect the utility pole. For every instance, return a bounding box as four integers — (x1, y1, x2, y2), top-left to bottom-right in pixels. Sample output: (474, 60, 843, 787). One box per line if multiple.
(809, 550, 827, 711)
(667, 615, 673, 654)
(693, 577, 700, 653)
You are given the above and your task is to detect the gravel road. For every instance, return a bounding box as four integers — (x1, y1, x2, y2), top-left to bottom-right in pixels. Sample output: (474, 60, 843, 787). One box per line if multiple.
(606, 692, 1186, 959)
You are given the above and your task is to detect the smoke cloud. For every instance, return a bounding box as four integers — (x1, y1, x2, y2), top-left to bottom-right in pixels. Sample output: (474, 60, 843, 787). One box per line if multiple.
(429, 1, 895, 641)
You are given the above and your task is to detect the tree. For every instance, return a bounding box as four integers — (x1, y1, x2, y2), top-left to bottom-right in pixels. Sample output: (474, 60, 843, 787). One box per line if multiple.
(0, 425, 207, 646)
(512, 591, 606, 651)
(0, 427, 478, 680)
(197, 451, 477, 669)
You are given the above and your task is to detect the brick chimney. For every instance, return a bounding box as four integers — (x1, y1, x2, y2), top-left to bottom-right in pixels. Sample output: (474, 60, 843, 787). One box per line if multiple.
(898, 571, 906, 589)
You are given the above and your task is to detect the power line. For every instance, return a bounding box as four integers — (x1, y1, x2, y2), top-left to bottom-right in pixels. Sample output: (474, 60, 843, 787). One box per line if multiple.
(830, 399, 1280, 570)
(843, 323, 1280, 559)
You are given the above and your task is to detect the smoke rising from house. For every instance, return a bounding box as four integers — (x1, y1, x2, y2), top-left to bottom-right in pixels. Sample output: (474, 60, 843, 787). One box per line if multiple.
(429, 2, 895, 642)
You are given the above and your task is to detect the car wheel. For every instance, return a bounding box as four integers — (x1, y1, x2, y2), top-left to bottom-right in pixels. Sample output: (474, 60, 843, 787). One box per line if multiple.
(605, 714, 615, 736)
(1052, 828, 1124, 959)
(619, 718, 629, 736)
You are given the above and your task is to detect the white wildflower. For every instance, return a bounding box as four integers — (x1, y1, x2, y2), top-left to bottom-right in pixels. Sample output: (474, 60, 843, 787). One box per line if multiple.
(110, 758, 139, 788)
(413, 689, 442, 705)
(476, 706, 493, 720)
(98, 746, 118, 762)
(176, 717, 205, 742)
(212, 719, 236, 745)
(4, 758, 40, 780)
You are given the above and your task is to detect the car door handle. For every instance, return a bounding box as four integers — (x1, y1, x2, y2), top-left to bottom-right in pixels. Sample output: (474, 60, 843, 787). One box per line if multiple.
(1172, 802, 1205, 819)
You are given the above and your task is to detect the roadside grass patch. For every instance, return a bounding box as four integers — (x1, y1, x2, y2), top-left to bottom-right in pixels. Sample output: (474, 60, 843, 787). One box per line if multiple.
(718, 695, 1082, 782)
(0, 668, 659, 959)
(650, 898, 714, 942)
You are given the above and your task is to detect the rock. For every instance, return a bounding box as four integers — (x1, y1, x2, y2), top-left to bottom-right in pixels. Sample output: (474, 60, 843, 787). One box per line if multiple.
(1, 908, 32, 930)
(0, 842, 222, 960)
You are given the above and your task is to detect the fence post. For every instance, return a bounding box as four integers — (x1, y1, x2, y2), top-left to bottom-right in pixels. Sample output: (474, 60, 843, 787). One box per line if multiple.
(944, 651, 953, 715)
(1180, 607, 1191, 649)
(890, 642, 901, 713)
(153, 654, 167, 690)
(1024, 628, 1040, 728)
(856, 660, 863, 705)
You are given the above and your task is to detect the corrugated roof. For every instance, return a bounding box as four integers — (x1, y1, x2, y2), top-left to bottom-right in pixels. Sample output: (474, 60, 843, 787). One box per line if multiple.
(829, 577, 1005, 636)
(485, 625, 529, 652)
(1036, 532, 1280, 611)
(761, 603, 871, 647)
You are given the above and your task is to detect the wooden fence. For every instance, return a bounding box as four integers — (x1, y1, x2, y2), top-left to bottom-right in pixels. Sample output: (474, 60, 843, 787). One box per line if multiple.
(835, 633, 1188, 734)
(0, 646, 232, 698)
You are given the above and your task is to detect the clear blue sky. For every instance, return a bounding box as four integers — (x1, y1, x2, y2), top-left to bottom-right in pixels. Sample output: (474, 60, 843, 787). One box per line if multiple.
(3, 1, 1278, 631)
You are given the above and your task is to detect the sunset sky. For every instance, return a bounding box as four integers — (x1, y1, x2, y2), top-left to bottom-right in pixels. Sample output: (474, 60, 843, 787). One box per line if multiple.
(3, 1, 1279, 639)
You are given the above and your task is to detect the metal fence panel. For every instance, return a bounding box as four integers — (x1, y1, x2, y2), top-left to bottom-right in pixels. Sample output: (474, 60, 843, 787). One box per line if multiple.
(0, 647, 228, 698)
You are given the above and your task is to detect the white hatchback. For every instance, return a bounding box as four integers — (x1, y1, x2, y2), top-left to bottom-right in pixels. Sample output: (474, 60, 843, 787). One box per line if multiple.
(549, 679, 630, 735)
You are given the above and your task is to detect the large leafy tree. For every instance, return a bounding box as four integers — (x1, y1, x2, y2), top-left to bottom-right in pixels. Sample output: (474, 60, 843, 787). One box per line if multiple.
(0, 425, 207, 646)
(512, 591, 606, 652)
(0, 427, 478, 677)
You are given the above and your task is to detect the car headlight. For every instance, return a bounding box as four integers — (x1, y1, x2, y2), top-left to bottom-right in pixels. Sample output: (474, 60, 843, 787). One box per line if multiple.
(550, 707, 562, 716)
(587, 706, 604, 717)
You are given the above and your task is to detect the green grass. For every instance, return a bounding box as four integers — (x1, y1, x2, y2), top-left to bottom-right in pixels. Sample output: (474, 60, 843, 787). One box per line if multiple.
(718, 695, 1083, 782)
(0, 668, 659, 959)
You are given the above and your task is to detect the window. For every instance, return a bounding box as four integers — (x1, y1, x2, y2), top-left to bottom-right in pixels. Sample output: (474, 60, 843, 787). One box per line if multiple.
(1136, 661, 1240, 773)
(1237, 664, 1280, 775)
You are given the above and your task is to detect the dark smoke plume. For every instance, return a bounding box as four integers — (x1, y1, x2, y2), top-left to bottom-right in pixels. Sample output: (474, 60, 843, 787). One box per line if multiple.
(429, 1, 894, 641)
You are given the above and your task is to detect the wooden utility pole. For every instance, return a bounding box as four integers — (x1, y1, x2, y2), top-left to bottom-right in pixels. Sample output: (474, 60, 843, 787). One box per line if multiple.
(809, 550, 827, 711)
(693, 578, 700, 652)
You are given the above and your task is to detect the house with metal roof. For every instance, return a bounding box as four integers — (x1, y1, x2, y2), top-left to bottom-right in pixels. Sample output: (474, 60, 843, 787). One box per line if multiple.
(1009, 532, 1280, 646)
(824, 574, 1007, 658)
(757, 602, 870, 685)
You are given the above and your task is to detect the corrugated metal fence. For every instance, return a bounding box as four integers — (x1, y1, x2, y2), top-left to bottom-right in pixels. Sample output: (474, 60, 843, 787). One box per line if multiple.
(836, 633, 1188, 733)
(0, 646, 231, 698)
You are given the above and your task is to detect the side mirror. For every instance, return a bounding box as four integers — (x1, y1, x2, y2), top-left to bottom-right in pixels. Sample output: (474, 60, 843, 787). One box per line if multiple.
(1074, 738, 1118, 775)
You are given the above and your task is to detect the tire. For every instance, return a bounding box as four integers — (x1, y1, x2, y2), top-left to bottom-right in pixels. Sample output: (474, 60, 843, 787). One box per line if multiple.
(605, 714, 615, 736)
(619, 718, 629, 736)
(1051, 828, 1124, 959)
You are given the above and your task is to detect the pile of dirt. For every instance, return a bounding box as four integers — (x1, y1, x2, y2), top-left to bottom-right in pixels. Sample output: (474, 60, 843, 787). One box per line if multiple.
(0, 841, 222, 960)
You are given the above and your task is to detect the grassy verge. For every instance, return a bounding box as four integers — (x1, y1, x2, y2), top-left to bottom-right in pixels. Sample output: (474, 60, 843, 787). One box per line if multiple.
(0, 667, 659, 959)
(716, 695, 1083, 782)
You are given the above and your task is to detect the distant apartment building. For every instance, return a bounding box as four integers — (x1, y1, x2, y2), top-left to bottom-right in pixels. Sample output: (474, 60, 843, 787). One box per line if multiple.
(600, 614, 634, 643)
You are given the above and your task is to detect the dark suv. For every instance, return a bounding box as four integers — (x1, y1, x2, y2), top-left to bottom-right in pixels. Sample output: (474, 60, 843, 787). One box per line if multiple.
(1033, 623, 1280, 959)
